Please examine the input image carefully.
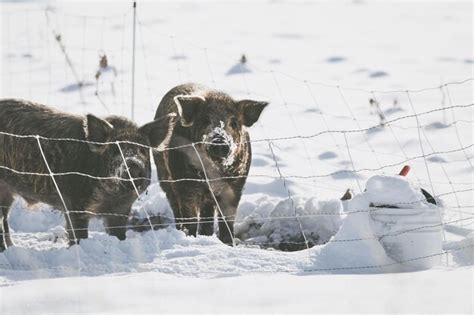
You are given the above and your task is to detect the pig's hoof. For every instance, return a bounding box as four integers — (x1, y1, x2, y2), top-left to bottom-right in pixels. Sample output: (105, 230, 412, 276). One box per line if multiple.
(68, 239, 82, 247)
(219, 236, 236, 247)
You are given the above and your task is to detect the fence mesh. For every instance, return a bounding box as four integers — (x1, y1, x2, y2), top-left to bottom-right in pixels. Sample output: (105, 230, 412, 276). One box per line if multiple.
(0, 3, 472, 277)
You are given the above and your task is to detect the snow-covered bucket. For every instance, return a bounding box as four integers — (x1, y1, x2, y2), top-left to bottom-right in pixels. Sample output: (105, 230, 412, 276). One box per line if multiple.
(369, 206, 443, 269)
(361, 171, 446, 270)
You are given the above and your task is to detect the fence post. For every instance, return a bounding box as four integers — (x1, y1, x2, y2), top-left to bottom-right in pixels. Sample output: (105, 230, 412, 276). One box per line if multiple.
(131, 1, 137, 120)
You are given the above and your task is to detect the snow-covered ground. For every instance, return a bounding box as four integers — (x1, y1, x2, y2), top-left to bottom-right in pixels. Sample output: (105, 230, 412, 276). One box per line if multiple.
(0, 1, 472, 313)
(2, 269, 473, 314)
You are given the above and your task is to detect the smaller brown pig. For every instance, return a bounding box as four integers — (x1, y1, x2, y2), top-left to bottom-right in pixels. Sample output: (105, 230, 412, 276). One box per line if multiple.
(0, 99, 177, 250)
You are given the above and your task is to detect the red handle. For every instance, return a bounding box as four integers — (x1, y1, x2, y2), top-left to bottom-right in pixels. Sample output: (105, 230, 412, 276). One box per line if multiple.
(399, 165, 411, 177)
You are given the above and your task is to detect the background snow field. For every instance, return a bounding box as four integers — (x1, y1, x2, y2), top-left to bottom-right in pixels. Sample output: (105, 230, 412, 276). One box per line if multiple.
(0, 1, 473, 313)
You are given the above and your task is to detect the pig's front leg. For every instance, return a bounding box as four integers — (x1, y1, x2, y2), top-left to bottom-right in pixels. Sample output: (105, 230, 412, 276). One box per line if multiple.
(66, 212, 90, 246)
(174, 204, 198, 237)
(103, 215, 129, 241)
(199, 201, 216, 236)
(217, 200, 237, 246)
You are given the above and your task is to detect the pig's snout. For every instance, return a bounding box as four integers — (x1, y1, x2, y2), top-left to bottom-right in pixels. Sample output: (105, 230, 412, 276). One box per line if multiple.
(121, 158, 149, 191)
(208, 136, 231, 159)
(128, 161, 145, 181)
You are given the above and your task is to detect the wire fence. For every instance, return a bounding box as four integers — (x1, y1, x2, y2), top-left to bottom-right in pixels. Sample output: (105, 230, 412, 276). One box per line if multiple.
(0, 3, 472, 276)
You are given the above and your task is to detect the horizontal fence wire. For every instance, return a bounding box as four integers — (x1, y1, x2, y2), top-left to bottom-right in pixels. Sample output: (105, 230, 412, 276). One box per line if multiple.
(0, 145, 472, 182)
(2, 215, 471, 239)
(1, 188, 472, 221)
(0, 102, 472, 151)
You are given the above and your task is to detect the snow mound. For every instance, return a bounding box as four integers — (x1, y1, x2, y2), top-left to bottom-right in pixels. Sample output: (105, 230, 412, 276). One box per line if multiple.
(129, 184, 175, 231)
(9, 199, 64, 233)
(314, 174, 445, 271)
(226, 62, 252, 75)
(132, 183, 174, 218)
(235, 196, 343, 251)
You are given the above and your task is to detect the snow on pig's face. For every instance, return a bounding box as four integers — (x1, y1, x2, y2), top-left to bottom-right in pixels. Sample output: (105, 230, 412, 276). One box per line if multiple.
(83, 113, 177, 192)
(174, 94, 268, 168)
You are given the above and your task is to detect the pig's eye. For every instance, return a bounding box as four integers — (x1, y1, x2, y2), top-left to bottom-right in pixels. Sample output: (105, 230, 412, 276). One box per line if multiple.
(229, 117, 239, 130)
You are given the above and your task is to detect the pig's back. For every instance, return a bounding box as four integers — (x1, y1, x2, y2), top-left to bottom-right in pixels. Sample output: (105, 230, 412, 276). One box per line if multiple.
(0, 99, 91, 209)
(0, 98, 84, 139)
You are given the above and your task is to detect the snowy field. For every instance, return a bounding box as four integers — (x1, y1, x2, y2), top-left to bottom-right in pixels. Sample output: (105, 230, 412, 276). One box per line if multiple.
(0, 1, 473, 313)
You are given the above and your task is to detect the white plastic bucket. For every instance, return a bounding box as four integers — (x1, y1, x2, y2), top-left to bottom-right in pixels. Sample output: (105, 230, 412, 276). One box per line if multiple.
(369, 206, 444, 269)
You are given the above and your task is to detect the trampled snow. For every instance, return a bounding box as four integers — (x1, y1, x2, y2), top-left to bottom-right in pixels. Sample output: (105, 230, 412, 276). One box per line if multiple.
(0, 0, 472, 313)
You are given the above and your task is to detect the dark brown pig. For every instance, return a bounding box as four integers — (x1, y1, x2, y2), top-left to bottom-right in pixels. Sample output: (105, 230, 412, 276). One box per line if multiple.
(153, 83, 268, 245)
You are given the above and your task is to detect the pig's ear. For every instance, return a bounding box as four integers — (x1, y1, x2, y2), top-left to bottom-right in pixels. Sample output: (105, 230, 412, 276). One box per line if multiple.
(83, 114, 114, 152)
(238, 100, 269, 127)
(139, 113, 178, 149)
(173, 95, 206, 127)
